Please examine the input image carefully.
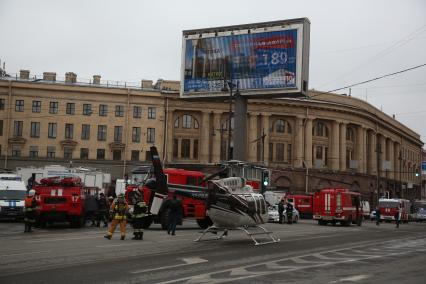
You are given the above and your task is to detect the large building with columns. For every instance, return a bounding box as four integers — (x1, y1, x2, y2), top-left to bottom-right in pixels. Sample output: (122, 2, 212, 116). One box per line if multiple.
(0, 70, 423, 204)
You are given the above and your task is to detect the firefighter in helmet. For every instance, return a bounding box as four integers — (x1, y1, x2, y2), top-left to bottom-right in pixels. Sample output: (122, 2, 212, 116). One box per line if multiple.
(132, 190, 147, 240)
(24, 189, 37, 233)
(104, 193, 128, 240)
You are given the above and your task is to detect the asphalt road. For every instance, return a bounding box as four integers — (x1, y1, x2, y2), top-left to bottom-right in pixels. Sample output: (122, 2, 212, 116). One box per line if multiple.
(0, 219, 425, 284)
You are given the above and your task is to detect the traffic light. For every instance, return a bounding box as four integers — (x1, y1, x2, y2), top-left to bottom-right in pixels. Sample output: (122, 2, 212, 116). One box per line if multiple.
(415, 170, 420, 177)
(261, 170, 270, 193)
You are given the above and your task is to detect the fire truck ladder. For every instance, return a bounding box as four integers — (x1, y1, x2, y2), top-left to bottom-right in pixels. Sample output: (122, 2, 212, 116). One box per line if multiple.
(194, 225, 280, 246)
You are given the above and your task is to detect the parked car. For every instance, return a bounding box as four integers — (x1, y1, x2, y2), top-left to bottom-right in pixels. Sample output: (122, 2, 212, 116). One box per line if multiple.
(268, 205, 280, 223)
(267, 205, 300, 223)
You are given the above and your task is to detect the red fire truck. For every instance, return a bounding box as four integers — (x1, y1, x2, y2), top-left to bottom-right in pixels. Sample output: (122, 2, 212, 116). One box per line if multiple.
(378, 198, 410, 223)
(33, 176, 100, 228)
(313, 188, 363, 226)
(126, 167, 211, 229)
(287, 194, 313, 219)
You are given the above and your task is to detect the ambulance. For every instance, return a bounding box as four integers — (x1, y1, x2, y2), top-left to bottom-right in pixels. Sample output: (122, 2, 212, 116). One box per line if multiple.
(0, 173, 27, 220)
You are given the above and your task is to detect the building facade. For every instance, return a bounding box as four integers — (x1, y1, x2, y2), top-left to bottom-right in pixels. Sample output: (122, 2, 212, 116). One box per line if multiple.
(0, 70, 423, 204)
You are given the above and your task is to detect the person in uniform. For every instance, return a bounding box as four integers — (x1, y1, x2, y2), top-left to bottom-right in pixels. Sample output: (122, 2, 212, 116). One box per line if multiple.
(96, 193, 109, 228)
(167, 194, 183, 236)
(104, 193, 128, 240)
(24, 189, 37, 233)
(132, 191, 147, 240)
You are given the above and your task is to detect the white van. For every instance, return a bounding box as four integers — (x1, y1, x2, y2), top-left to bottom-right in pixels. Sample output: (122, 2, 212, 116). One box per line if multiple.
(0, 173, 28, 220)
(361, 200, 370, 219)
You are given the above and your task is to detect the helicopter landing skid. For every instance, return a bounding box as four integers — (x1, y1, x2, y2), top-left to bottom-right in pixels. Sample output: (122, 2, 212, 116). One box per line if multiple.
(194, 225, 280, 246)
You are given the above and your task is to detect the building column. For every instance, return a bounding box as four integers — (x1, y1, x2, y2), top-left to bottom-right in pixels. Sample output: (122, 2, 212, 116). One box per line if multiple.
(368, 130, 377, 175)
(394, 142, 401, 183)
(166, 109, 174, 162)
(199, 111, 210, 163)
(330, 121, 340, 171)
(294, 116, 304, 168)
(379, 135, 387, 178)
(304, 118, 313, 168)
(362, 128, 368, 173)
(211, 112, 221, 163)
(339, 122, 347, 171)
(177, 139, 182, 159)
(248, 114, 258, 163)
(387, 139, 394, 180)
(356, 126, 365, 173)
(261, 114, 270, 165)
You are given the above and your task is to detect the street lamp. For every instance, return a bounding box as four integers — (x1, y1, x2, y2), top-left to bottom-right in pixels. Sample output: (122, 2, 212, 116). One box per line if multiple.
(222, 80, 237, 160)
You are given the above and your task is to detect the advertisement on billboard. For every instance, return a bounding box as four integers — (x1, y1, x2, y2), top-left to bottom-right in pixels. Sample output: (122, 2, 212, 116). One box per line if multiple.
(181, 18, 310, 98)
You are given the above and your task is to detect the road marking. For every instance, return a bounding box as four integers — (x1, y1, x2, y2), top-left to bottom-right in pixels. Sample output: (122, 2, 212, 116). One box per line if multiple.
(27, 235, 100, 243)
(95, 243, 136, 248)
(330, 274, 370, 283)
(0, 250, 51, 257)
(155, 238, 420, 284)
(131, 257, 208, 274)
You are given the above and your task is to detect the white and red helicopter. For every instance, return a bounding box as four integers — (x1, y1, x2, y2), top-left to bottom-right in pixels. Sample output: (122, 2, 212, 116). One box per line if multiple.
(145, 146, 279, 245)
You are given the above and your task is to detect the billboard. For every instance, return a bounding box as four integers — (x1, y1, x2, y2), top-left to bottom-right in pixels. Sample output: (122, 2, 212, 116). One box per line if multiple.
(181, 18, 310, 98)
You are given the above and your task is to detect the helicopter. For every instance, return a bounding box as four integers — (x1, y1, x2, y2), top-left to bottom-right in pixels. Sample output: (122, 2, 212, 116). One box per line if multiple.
(144, 146, 280, 246)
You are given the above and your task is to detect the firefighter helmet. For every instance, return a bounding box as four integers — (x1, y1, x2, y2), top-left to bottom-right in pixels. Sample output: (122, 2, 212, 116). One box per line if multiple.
(28, 189, 36, 196)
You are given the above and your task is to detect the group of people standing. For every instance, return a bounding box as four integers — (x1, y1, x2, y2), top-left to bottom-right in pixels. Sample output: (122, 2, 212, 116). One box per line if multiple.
(277, 199, 294, 224)
(374, 204, 403, 228)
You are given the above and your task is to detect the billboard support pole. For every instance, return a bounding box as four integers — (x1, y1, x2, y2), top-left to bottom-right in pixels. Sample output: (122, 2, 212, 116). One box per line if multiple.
(234, 92, 247, 162)
(227, 83, 233, 160)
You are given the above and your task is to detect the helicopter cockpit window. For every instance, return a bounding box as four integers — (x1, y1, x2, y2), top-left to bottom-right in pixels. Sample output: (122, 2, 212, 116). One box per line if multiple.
(246, 195, 256, 214)
(260, 197, 266, 214)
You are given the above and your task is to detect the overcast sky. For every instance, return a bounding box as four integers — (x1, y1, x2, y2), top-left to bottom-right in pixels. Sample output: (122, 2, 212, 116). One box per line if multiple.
(1, 0, 425, 145)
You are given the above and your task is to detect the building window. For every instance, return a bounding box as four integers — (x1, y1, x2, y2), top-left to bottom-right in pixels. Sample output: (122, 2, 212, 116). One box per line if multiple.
(132, 127, 141, 143)
(181, 139, 190, 158)
(0, 99, 4, 110)
(268, 143, 273, 162)
(145, 151, 152, 162)
(0, 120, 3, 136)
(80, 148, 89, 159)
(66, 103, 75, 115)
(115, 105, 124, 117)
(29, 146, 39, 158)
(47, 146, 56, 158)
(148, 107, 156, 119)
(14, 121, 23, 137)
(174, 117, 179, 128)
(48, 123, 57, 138)
(49, 102, 58, 114)
(173, 139, 178, 158)
(15, 100, 24, 112)
(64, 147, 73, 159)
(316, 145, 323, 160)
(113, 150, 122, 160)
(98, 125, 107, 141)
(12, 145, 21, 157)
(314, 122, 329, 137)
(97, 149, 105, 160)
(30, 122, 40, 138)
(276, 143, 284, 161)
(346, 127, 355, 142)
(99, 104, 108, 116)
(81, 124, 90, 140)
(183, 114, 192, 128)
(131, 150, 139, 161)
(133, 106, 142, 118)
(83, 104, 92, 116)
(114, 126, 123, 142)
(65, 123, 74, 139)
(147, 128, 155, 143)
(276, 120, 285, 133)
(194, 119, 199, 129)
(193, 139, 199, 159)
(32, 101, 41, 113)
(287, 144, 292, 163)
